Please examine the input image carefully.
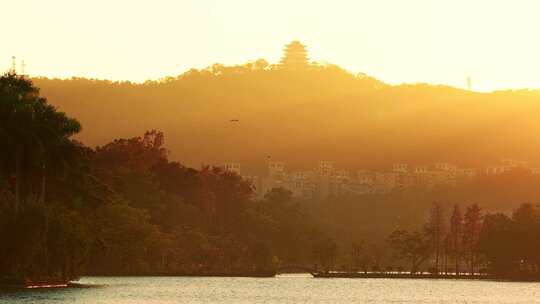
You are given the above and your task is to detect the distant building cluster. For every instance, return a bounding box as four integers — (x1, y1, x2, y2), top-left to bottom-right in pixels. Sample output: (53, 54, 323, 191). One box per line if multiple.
(221, 158, 539, 200)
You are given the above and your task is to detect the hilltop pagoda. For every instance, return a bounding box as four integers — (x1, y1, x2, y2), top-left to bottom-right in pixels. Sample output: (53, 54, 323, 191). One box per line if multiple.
(279, 40, 309, 69)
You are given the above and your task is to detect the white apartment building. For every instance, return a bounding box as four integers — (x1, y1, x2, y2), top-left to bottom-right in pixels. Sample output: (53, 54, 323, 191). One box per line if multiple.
(357, 170, 374, 185)
(425, 170, 456, 187)
(414, 166, 428, 174)
(531, 168, 540, 175)
(223, 163, 241, 175)
(486, 159, 529, 175)
(455, 168, 476, 179)
(434, 162, 456, 172)
(374, 172, 397, 192)
(317, 161, 335, 177)
(501, 159, 528, 169)
(268, 161, 286, 178)
(254, 158, 534, 200)
(485, 165, 508, 175)
(393, 163, 408, 173)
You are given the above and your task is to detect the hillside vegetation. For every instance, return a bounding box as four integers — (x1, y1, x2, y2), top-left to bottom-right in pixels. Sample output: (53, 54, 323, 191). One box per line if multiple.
(34, 62, 540, 173)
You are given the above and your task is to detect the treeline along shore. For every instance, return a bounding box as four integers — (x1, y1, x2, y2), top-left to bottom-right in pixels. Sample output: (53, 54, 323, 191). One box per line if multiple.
(2, 73, 540, 287)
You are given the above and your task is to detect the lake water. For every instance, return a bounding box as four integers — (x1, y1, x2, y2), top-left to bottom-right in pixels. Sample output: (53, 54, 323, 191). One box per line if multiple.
(2, 274, 540, 303)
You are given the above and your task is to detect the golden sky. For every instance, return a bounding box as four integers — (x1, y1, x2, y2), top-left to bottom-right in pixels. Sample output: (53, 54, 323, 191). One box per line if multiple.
(2, 0, 539, 91)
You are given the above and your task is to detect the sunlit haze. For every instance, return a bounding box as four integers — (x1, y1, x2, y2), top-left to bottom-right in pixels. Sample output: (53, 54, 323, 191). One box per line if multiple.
(2, 0, 540, 91)
(5, 0, 540, 298)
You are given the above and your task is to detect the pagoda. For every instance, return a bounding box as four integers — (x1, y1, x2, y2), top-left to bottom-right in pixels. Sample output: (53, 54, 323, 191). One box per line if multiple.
(279, 40, 309, 69)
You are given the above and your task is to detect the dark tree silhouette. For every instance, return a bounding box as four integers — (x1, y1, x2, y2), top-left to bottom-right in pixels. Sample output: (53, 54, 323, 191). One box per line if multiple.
(426, 202, 445, 274)
(450, 205, 463, 275)
(387, 230, 431, 274)
(463, 204, 482, 274)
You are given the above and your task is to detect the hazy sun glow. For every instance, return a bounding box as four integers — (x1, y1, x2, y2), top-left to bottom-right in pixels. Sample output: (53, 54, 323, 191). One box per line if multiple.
(2, 0, 540, 91)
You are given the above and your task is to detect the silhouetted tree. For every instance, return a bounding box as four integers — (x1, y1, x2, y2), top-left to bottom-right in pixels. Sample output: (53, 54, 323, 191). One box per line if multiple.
(443, 234, 450, 274)
(264, 187, 293, 204)
(426, 202, 445, 274)
(463, 204, 482, 274)
(313, 237, 338, 272)
(478, 213, 515, 276)
(511, 203, 540, 273)
(350, 241, 363, 271)
(449, 205, 463, 275)
(0, 73, 85, 283)
(387, 230, 431, 274)
(0, 73, 80, 214)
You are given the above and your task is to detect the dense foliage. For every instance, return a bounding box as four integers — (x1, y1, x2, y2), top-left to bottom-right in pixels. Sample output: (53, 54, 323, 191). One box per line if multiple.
(0, 74, 324, 282)
(385, 202, 540, 278)
(84, 131, 321, 275)
(3, 73, 540, 284)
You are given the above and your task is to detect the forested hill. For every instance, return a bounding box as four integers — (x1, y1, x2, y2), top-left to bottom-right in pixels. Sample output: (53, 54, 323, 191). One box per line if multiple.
(34, 63, 540, 172)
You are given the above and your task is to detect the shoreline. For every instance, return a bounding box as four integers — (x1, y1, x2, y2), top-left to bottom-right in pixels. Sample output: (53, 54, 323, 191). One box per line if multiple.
(311, 272, 540, 282)
(313, 272, 493, 280)
(4, 272, 540, 289)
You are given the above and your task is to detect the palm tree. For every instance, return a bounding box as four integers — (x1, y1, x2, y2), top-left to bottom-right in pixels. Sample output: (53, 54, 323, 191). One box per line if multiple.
(450, 205, 463, 276)
(1, 73, 40, 216)
(34, 102, 81, 203)
(0, 72, 81, 214)
(1, 72, 82, 276)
